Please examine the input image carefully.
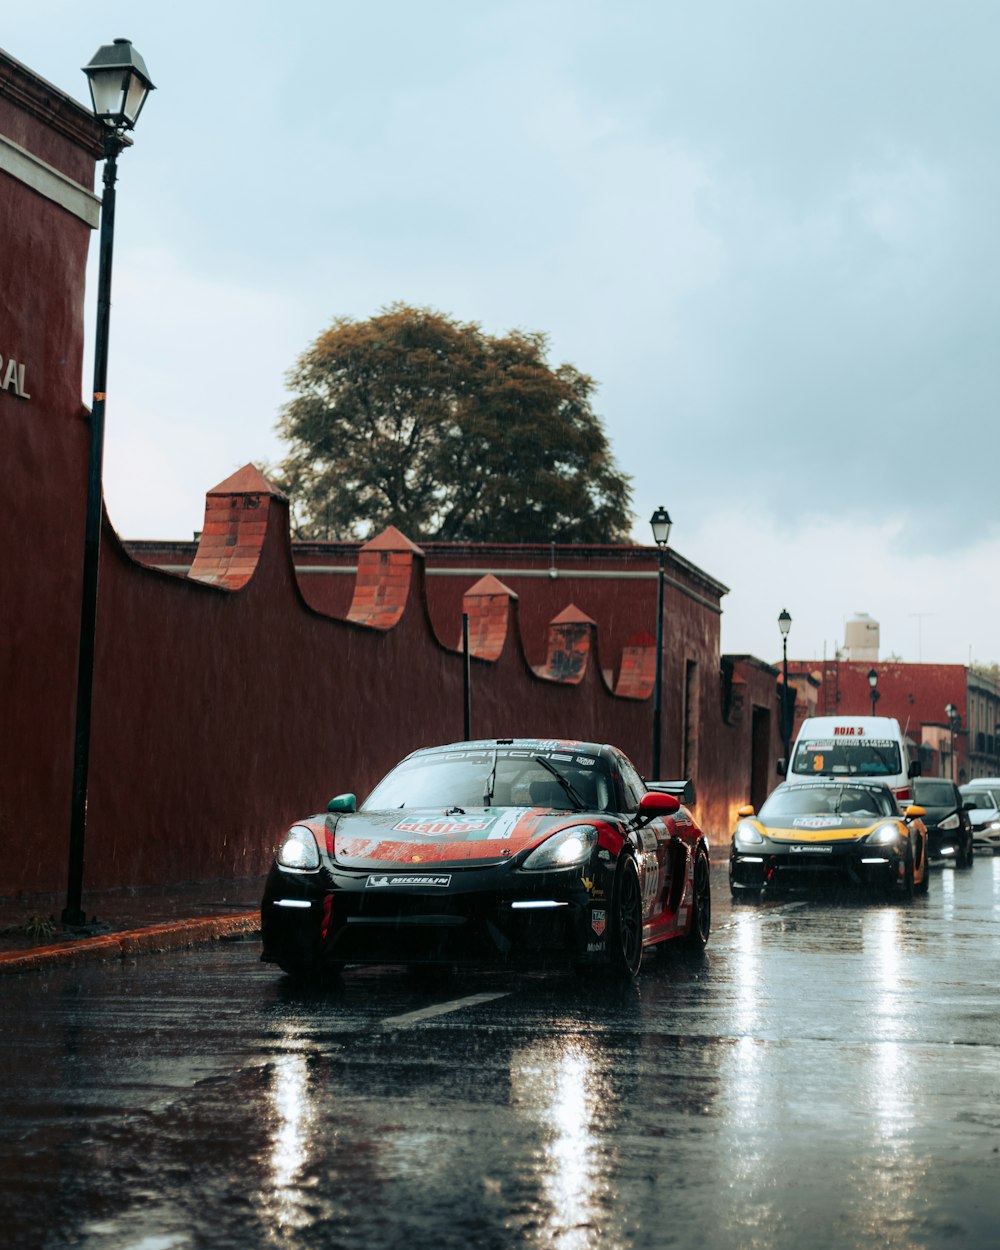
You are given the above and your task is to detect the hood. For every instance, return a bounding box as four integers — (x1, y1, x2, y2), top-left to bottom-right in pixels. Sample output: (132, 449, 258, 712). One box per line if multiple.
(324, 807, 581, 869)
(967, 808, 999, 828)
(757, 814, 890, 844)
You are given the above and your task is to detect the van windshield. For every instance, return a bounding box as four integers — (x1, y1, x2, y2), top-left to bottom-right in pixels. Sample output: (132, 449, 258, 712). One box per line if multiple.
(791, 738, 902, 778)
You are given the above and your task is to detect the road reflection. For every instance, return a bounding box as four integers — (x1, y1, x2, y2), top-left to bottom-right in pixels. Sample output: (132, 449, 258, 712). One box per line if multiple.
(509, 1038, 607, 1250)
(268, 1053, 313, 1232)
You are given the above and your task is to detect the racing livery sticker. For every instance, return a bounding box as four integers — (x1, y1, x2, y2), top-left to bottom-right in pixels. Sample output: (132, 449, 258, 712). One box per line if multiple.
(366, 874, 452, 888)
(591, 908, 607, 937)
(394, 817, 492, 837)
(790, 846, 832, 854)
(793, 817, 842, 828)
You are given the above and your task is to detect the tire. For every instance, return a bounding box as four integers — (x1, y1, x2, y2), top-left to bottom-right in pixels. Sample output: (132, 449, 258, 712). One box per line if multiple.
(957, 834, 974, 869)
(683, 848, 712, 948)
(914, 847, 930, 895)
(901, 847, 915, 901)
(607, 856, 643, 978)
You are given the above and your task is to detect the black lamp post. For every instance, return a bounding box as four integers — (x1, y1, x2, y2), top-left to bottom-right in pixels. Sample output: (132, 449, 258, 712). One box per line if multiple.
(778, 609, 792, 764)
(649, 507, 672, 781)
(867, 668, 880, 717)
(63, 40, 154, 927)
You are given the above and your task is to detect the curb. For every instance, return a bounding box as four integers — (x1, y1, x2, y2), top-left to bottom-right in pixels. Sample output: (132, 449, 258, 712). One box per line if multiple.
(0, 912, 260, 975)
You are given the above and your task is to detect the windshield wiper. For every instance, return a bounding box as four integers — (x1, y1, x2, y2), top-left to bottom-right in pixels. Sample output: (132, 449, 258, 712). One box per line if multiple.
(483, 747, 499, 806)
(534, 756, 585, 810)
(445, 806, 466, 816)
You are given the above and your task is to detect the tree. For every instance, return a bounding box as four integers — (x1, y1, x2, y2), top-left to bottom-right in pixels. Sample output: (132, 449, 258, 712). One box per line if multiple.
(273, 303, 633, 542)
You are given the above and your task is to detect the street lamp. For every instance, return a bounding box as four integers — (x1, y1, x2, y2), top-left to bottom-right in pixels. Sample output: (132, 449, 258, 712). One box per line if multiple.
(945, 703, 960, 782)
(650, 507, 672, 781)
(867, 667, 880, 717)
(63, 40, 155, 927)
(778, 609, 792, 765)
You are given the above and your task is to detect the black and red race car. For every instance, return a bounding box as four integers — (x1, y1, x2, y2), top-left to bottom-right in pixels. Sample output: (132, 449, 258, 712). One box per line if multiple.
(261, 738, 711, 979)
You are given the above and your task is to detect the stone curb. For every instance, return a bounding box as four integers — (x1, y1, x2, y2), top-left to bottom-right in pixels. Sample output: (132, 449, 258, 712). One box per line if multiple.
(0, 912, 260, 975)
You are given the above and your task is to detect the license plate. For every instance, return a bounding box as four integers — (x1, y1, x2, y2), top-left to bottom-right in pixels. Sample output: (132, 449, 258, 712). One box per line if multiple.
(790, 845, 833, 854)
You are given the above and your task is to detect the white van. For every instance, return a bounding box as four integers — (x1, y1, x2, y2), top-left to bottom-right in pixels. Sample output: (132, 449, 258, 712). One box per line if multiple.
(782, 716, 921, 804)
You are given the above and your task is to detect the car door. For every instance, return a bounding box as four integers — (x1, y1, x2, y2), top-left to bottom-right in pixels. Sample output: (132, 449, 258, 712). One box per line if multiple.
(615, 754, 680, 938)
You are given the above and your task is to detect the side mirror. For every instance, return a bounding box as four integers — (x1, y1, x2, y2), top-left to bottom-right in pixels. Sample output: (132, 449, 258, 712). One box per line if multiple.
(907, 760, 922, 779)
(963, 800, 976, 811)
(327, 793, 357, 813)
(637, 791, 681, 823)
(904, 804, 926, 820)
(738, 804, 756, 818)
(776, 758, 788, 777)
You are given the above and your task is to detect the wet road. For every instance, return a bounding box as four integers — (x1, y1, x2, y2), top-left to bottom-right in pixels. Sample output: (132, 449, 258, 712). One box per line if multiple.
(2, 860, 1000, 1250)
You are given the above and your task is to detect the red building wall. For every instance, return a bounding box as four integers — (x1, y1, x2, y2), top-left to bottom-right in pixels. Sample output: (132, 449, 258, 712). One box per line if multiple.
(2, 47, 786, 900)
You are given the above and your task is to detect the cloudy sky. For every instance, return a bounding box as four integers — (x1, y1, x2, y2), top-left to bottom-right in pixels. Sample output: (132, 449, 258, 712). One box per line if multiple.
(8, 2, 1000, 666)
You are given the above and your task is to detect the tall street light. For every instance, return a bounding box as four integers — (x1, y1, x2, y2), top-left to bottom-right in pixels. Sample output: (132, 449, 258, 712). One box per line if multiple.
(778, 609, 792, 765)
(945, 703, 960, 781)
(650, 507, 672, 781)
(868, 667, 880, 717)
(63, 40, 155, 927)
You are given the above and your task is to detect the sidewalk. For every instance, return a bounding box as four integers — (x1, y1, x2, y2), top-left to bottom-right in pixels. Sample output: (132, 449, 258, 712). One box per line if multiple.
(0, 878, 265, 975)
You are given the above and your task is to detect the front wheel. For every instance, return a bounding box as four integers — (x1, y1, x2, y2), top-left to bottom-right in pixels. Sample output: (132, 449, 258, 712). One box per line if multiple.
(607, 856, 643, 978)
(683, 848, 712, 948)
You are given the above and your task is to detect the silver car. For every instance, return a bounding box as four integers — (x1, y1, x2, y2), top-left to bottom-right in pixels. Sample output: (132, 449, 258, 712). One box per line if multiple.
(960, 782, 1000, 853)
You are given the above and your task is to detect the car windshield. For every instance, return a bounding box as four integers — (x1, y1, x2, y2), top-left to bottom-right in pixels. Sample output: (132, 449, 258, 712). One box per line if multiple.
(760, 785, 894, 819)
(792, 738, 902, 777)
(363, 747, 614, 812)
(912, 779, 955, 806)
(961, 788, 1000, 810)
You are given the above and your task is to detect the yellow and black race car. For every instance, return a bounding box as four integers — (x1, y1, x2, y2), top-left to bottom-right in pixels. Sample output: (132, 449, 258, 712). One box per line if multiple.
(729, 780, 928, 899)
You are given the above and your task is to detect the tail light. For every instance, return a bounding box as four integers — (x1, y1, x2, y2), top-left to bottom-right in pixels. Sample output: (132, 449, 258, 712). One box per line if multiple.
(895, 786, 911, 803)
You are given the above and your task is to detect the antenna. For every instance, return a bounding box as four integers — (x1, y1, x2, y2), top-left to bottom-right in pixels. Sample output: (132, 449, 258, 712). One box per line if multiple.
(908, 612, 936, 663)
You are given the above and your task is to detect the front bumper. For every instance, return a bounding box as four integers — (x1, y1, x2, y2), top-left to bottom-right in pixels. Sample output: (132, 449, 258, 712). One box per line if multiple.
(730, 842, 908, 893)
(260, 860, 611, 970)
(971, 825, 1000, 852)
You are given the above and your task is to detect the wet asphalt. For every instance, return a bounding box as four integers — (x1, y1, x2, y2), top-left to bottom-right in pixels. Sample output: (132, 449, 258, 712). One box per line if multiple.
(1, 858, 999, 1250)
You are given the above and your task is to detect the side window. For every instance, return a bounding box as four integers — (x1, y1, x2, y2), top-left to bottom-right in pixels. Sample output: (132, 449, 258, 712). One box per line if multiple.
(615, 755, 646, 813)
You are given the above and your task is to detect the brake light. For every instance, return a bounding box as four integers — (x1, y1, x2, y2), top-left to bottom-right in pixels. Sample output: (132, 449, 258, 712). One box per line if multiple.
(895, 786, 911, 803)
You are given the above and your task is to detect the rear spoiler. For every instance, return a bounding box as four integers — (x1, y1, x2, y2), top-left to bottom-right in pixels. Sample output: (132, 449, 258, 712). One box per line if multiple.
(646, 779, 696, 806)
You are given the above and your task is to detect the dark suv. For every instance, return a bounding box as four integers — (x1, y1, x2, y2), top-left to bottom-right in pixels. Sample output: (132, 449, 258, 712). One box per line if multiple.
(911, 778, 974, 868)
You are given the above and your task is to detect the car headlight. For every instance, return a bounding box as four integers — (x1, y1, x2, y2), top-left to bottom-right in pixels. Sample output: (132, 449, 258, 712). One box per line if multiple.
(939, 813, 960, 830)
(867, 823, 904, 846)
(734, 820, 764, 848)
(276, 825, 321, 871)
(521, 825, 598, 871)
(990, 822, 1000, 831)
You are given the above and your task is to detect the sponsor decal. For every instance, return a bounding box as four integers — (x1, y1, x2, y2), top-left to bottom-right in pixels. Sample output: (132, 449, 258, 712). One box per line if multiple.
(586, 941, 606, 953)
(790, 845, 833, 854)
(366, 874, 452, 888)
(834, 726, 865, 736)
(575, 756, 597, 767)
(793, 816, 842, 828)
(394, 818, 491, 837)
(591, 908, 607, 937)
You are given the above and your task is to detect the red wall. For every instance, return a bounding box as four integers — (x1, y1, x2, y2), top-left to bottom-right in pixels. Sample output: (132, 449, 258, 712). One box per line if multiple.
(1, 49, 787, 900)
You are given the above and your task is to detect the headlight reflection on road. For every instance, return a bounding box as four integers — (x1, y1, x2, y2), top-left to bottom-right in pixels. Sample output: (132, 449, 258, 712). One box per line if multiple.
(268, 1054, 313, 1231)
(732, 909, 762, 1042)
(510, 1038, 610, 1250)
